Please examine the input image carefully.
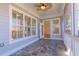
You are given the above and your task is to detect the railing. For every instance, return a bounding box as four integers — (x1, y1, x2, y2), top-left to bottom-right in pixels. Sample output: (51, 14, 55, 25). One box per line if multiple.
(63, 33, 79, 56)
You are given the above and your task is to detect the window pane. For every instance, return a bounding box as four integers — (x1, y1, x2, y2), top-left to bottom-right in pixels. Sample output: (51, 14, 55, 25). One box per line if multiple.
(53, 19, 60, 34)
(53, 27, 59, 34)
(65, 16, 72, 33)
(24, 16, 31, 37)
(24, 27, 31, 37)
(24, 27, 27, 37)
(12, 26, 17, 39)
(25, 16, 27, 27)
(18, 14, 23, 25)
(12, 10, 23, 25)
(12, 10, 17, 24)
(25, 16, 31, 26)
(32, 19, 36, 26)
(18, 26, 23, 38)
(12, 10, 23, 39)
(27, 27, 31, 36)
(32, 18, 36, 35)
(32, 28, 36, 35)
(53, 20, 59, 24)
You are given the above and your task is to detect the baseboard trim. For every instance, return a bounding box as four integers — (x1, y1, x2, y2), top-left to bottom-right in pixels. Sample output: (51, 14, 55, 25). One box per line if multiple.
(43, 38, 62, 40)
(1, 38, 39, 56)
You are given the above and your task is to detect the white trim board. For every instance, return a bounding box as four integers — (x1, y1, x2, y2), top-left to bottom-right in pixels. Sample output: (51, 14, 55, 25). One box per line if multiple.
(1, 38, 39, 56)
(44, 38, 62, 40)
(40, 23, 44, 38)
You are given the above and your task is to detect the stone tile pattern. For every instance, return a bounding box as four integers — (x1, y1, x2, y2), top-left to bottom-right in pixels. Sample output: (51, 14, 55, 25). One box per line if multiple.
(11, 39, 67, 56)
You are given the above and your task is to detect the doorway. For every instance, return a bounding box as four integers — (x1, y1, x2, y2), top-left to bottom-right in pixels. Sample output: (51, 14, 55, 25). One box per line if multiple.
(43, 20, 51, 39)
(40, 23, 44, 38)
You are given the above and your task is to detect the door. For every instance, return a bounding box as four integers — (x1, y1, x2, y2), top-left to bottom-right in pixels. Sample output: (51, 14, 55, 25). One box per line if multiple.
(43, 20, 51, 39)
(40, 23, 43, 38)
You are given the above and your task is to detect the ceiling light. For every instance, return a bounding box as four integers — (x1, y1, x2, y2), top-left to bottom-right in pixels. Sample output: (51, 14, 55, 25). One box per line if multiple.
(35, 3, 52, 11)
(41, 5, 46, 10)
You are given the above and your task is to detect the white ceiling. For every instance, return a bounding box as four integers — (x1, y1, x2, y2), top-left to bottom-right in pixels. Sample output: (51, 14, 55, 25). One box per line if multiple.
(14, 3, 65, 19)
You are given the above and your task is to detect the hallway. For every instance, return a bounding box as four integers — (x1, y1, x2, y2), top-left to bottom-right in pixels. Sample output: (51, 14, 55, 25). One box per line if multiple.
(11, 39, 67, 56)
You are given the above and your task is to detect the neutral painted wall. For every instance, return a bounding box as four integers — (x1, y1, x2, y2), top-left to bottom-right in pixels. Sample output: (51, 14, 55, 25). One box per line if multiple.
(0, 4, 9, 46)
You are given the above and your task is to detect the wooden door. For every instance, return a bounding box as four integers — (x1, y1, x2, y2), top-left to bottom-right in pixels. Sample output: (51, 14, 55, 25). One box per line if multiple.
(43, 20, 51, 38)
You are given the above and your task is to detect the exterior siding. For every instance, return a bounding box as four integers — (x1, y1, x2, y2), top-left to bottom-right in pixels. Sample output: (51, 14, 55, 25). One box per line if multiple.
(0, 4, 9, 46)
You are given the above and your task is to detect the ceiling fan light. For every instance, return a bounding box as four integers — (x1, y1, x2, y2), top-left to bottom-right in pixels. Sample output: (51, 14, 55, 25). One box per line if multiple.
(41, 6, 46, 10)
(35, 3, 52, 11)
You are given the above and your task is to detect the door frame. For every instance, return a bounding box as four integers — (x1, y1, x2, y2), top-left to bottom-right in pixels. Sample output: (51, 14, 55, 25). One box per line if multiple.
(43, 20, 52, 39)
(40, 23, 44, 38)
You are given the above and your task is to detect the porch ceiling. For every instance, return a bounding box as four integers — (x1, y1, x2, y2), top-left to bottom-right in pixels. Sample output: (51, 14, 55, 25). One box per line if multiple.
(14, 3, 65, 19)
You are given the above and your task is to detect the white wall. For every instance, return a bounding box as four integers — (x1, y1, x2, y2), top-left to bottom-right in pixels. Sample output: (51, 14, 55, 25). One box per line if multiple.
(0, 4, 9, 46)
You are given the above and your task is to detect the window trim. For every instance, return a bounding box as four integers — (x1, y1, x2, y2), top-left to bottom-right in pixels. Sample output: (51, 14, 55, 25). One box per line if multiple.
(9, 5, 38, 43)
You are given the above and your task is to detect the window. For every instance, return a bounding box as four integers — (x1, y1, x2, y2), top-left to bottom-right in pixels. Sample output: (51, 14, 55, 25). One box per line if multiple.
(31, 18, 36, 35)
(64, 4, 72, 34)
(24, 16, 31, 37)
(53, 19, 60, 34)
(65, 16, 72, 34)
(12, 10, 23, 39)
(11, 8, 37, 41)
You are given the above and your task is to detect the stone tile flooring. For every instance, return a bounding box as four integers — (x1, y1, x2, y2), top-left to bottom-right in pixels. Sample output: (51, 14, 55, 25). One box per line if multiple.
(11, 39, 67, 56)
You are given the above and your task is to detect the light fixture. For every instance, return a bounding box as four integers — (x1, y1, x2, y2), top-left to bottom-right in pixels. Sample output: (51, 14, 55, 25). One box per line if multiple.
(35, 3, 52, 11)
(41, 5, 46, 10)
(40, 4, 46, 10)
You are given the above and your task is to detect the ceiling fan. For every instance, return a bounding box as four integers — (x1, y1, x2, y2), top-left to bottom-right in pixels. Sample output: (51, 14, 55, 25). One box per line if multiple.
(34, 3, 52, 11)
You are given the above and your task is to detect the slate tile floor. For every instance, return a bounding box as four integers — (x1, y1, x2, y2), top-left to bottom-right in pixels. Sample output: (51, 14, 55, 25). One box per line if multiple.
(11, 39, 67, 56)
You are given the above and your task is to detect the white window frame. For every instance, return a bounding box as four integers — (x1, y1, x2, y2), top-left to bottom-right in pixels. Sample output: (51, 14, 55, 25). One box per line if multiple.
(51, 18, 61, 36)
(31, 18, 37, 37)
(9, 5, 38, 43)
